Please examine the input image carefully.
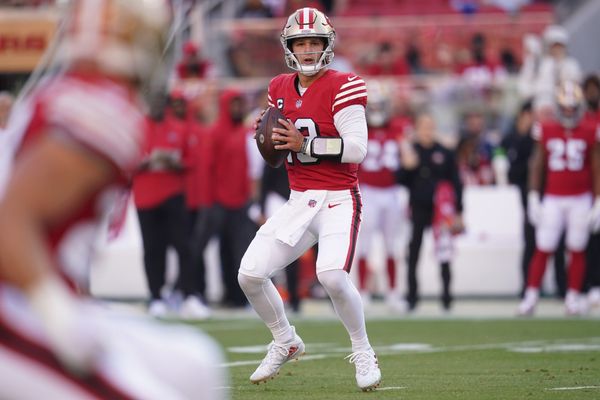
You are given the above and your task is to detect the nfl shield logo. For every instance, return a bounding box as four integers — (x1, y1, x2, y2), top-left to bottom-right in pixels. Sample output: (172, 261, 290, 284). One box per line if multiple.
(308, 199, 317, 208)
(296, 99, 302, 108)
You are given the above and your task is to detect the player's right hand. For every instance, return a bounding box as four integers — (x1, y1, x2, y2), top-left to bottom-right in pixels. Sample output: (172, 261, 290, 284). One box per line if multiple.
(527, 191, 542, 227)
(588, 196, 600, 232)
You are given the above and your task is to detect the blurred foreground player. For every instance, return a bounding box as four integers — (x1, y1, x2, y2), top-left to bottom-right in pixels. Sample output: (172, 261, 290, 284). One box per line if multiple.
(519, 81, 600, 316)
(238, 8, 381, 391)
(0, 1, 227, 399)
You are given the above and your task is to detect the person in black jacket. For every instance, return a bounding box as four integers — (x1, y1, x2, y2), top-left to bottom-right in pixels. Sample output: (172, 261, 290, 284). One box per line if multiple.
(396, 113, 464, 311)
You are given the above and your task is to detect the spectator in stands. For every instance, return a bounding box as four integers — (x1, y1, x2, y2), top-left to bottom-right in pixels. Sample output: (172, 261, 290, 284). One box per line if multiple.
(457, 33, 507, 92)
(396, 113, 464, 312)
(532, 25, 581, 118)
(176, 41, 213, 80)
(236, 0, 274, 18)
(365, 41, 410, 76)
(133, 92, 209, 319)
(517, 34, 543, 100)
(212, 90, 259, 308)
(406, 43, 427, 75)
(284, 0, 323, 16)
(0, 91, 14, 129)
(456, 110, 495, 185)
(499, 46, 519, 74)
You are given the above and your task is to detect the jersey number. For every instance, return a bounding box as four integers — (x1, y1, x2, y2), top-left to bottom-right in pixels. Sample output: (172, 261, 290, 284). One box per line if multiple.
(361, 140, 399, 172)
(547, 138, 586, 171)
(287, 118, 319, 165)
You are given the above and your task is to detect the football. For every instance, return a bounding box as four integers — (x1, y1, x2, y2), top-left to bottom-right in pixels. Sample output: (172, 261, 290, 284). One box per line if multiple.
(255, 107, 289, 168)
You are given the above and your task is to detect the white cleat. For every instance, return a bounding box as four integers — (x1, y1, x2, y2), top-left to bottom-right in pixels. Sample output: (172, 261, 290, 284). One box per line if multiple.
(386, 293, 408, 314)
(565, 290, 584, 316)
(148, 299, 169, 318)
(517, 288, 539, 317)
(345, 348, 381, 391)
(179, 295, 211, 320)
(250, 327, 305, 384)
(588, 287, 600, 308)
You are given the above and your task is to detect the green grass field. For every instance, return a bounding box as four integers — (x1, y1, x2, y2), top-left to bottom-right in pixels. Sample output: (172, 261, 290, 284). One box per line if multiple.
(193, 316, 600, 400)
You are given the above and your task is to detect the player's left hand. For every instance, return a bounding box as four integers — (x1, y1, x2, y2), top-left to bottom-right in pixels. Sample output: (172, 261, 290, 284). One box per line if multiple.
(589, 196, 600, 232)
(272, 118, 304, 152)
(252, 108, 268, 139)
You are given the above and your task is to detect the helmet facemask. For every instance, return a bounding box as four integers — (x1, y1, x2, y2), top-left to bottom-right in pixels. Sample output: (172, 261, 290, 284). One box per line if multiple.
(280, 8, 335, 76)
(555, 81, 585, 129)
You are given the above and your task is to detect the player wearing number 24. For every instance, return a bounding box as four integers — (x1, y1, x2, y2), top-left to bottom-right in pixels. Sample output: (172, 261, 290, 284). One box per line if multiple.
(519, 81, 600, 316)
(239, 7, 382, 391)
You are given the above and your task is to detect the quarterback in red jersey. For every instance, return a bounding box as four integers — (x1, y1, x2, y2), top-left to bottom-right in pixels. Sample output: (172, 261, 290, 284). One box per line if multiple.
(0, 2, 226, 399)
(356, 81, 409, 312)
(519, 81, 600, 316)
(238, 7, 381, 391)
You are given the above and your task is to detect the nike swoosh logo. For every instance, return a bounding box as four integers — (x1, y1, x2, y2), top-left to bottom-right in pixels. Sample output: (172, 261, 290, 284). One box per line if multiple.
(347, 76, 358, 81)
(328, 203, 341, 208)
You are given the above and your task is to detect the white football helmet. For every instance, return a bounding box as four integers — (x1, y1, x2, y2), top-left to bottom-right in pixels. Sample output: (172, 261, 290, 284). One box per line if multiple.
(555, 80, 584, 129)
(366, 80, 392, 127)
(57, 0, 172, 85)
(280, 7, 335, 76)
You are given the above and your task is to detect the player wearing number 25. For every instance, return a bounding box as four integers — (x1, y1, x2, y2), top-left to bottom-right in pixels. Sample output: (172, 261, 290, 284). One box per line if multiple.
(238, 7, 381, 391)
(519, 81, 600, 316)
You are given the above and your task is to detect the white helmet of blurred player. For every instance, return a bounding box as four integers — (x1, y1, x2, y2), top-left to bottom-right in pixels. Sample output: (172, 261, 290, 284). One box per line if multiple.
(555, 80, 584, 129)
(57, 0, 172, 86)
(366, 80, 392, 127)
(280, 7, 335, 76)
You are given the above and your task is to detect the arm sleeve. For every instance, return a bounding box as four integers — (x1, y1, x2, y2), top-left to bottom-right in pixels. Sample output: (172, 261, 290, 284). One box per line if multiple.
(333, 104, 368, 163)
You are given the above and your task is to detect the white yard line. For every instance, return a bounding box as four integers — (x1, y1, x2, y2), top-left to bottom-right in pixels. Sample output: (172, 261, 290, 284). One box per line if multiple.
(223, 337, 600, 368)
(376, 386, 407, 391)
(546, 386, 600, 391)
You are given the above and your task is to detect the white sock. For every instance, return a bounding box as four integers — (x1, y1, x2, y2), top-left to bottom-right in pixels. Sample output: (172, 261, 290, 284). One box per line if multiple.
(238, 273, 294, 344)
(317, 269, 371, 352)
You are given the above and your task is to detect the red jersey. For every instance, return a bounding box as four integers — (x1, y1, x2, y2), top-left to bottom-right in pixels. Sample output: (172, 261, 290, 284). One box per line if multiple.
(533, 118, 598, 196)
(12, 73, 145, 261)
(132, 115, 188, 209)
(267, 69, 367, 191)
(358, 124, 403, 187)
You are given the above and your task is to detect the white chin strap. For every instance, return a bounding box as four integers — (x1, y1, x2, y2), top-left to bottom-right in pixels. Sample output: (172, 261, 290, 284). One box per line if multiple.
(298, 63, 320, 76)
